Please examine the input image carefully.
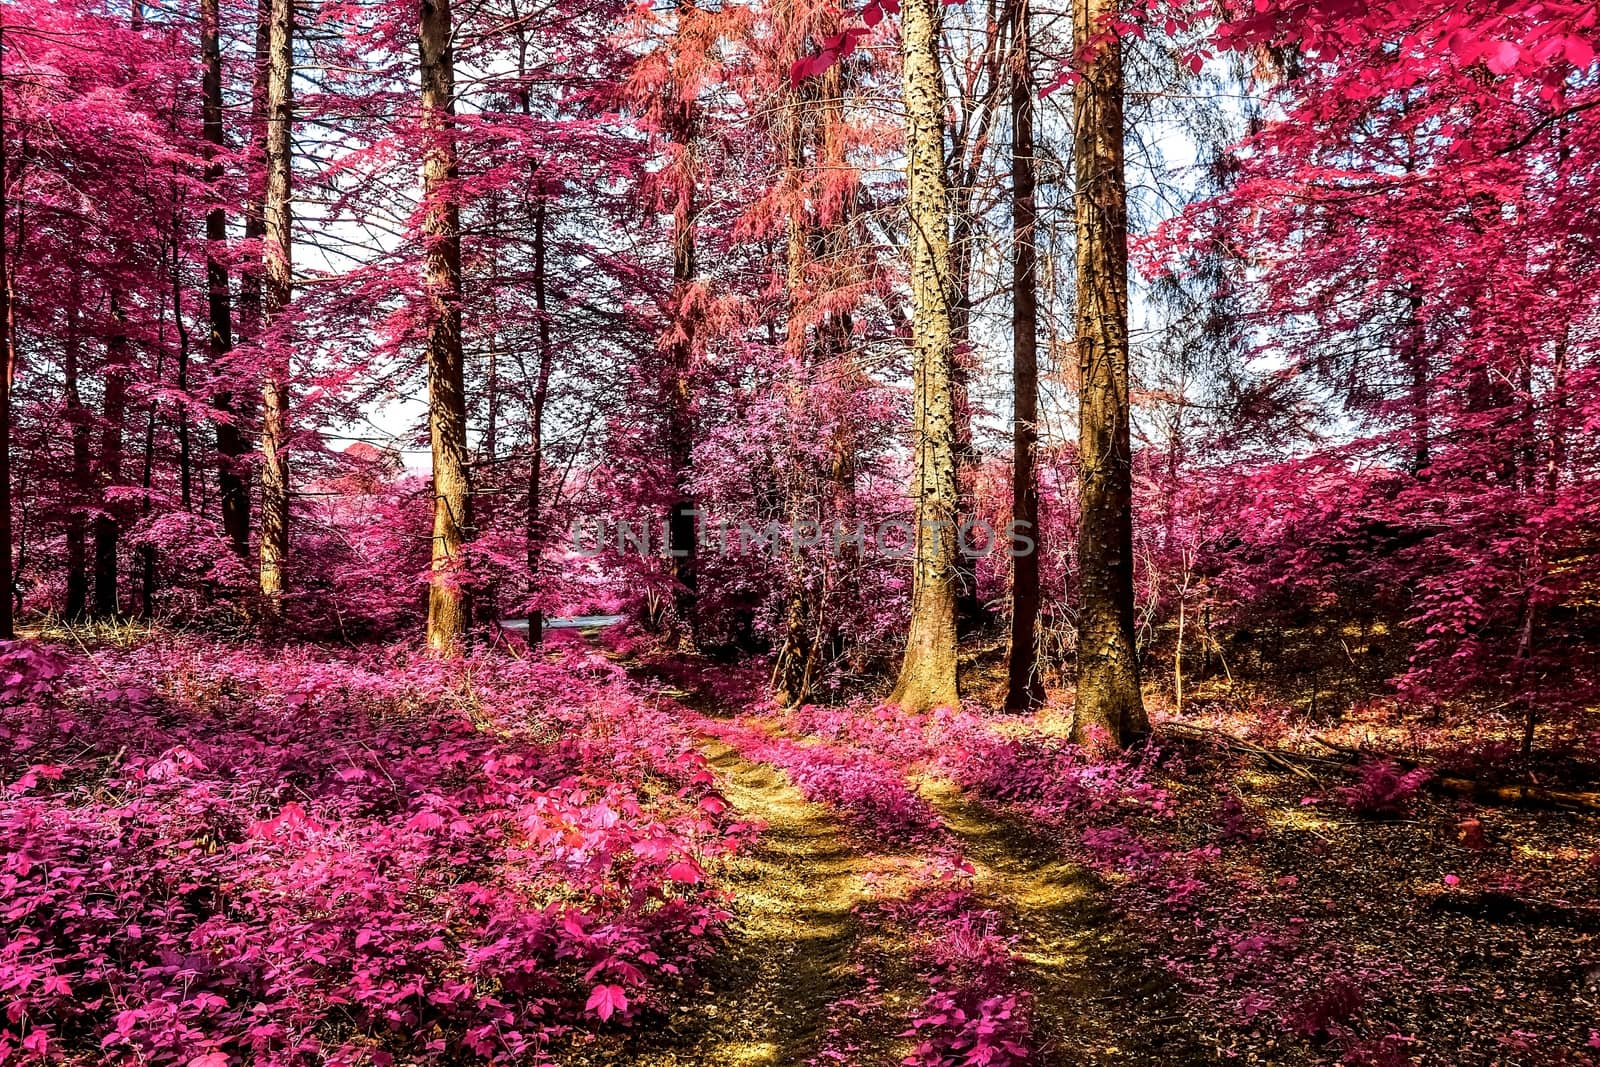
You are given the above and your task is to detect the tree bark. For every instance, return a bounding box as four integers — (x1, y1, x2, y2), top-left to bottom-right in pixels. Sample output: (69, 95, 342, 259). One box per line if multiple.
(526, 180, 553, 645)
(238, 0, 269, 341)
(202, 0, 250, 557)
(773, 44, 859, 706)
(1004, 0, 1043, 712)
(889, 0, 960, 712)
(1401, 282, 1429, 474)
(665, 0, 701, 648)
(0, 24, 11, 639)
(945, 18, 1008, 633)
(65, 266, 90, 619)
(171, 224, 193, 514)
(773, 59, 818, 706)
(1071, 0, 1146, 748)
(421, 0, 472, 653)
(257, 0, 292, 614)
(94, 296, 130, 620)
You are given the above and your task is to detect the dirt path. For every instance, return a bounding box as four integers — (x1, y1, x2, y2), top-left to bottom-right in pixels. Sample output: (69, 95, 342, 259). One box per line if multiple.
(597, 653, 1194, 1065)
(607, 738, 881, 1067)
(918, 779, 1200, 1066)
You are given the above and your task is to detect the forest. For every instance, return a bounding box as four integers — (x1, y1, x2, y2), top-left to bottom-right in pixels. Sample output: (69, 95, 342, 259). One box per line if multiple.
(0, 0, 1597, 1062)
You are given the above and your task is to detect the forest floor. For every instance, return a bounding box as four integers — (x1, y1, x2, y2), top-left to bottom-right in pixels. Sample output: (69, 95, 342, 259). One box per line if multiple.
(3, 626, 1596, 1066)
(578, 735, 888, 1067)
(592, 636, 1600, 1067)
(578, 653, 1198, 1067)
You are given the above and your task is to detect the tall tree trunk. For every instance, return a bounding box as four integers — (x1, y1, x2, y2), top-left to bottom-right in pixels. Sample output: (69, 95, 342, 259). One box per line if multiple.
(949, 209, 981, 627)
(526, 181, 553, 645)
(171, 227, 193, 513)
(421, 0, 472, 653)
(1547, 324, 1568, 499)
(889, 0, 960, 712)
(1071, 0, 1146, 748)
(773, 46, 859, 706)
(773, 64, 817, 706)
(65, 266, 90, 620)
(0, 24, 11, 640)
(258, 0, 292, 613)
(1004, 0, 1043, 712)
(94, 296, 130, 620)
(139, 367, 158, 617)
(665, 0, 701, 648)
(1401, 283, 1429, 474)
(945, 19, 1008, 633)
(203, 0, 249, 557)
(238, 0, 269, 342)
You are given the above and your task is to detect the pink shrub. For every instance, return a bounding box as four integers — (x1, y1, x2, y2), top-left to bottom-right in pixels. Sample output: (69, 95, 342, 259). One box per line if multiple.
(0, 638, 743, 1065)
(892, 891, 1032, 1067)
(1332, 760, 1433, 816)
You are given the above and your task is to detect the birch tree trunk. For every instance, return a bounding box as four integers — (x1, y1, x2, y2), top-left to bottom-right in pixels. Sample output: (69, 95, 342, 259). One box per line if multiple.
(889, 0, 960, 712)
(258, 0, 292, 613)
(421, 0, 473, 653)
(1004, 0, 1043, 712)
(1072, 0, 1146, 748)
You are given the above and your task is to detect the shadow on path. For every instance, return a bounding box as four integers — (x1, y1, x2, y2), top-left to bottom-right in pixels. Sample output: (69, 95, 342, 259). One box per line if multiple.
(919, 778, 1203, 1066)
(599, 738, 878, 1067)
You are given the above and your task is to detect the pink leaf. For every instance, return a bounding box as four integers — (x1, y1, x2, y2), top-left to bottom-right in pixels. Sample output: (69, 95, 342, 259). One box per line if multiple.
(666, 860, 703, 884)
(407, 809, 446, 832)
(585, 983, 629, 1021)
(1486, 40, 1520, 74)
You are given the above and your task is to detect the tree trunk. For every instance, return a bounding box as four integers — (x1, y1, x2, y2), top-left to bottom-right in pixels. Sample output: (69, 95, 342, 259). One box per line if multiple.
(139, 380, 158, 617)
(1547, 324, 1567, 498)
(65, 266, 90, 620)
(171, 225, 193, 514)
(526, 182, 553, 645)
(1071, 0, 1146, 749)
(949, 209, 982, 628)
(238, 0, 269, 340)
(203, 0, 250, 558)
(665, 0, 701, 648)
(94, 296, 130, 620)
(889, 0, 960, 713)
(1401, 283, 1429, 474)
(1004, 0, 1043, 712)
(258, 0, 292, 614)
(0, 26, 11, 640)
(773, 46, 859, 706)
(773, 66, 817, 706)
(421, 0, 472, 654)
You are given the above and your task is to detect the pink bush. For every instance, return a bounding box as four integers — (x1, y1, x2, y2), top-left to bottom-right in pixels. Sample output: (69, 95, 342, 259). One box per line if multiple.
(894, 891, 1031, 1067)
(0, 639, 743, 1065)
(1332, 760, 1433, 817)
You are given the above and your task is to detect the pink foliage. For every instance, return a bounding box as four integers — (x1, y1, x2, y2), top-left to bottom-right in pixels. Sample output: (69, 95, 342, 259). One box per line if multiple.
(0, 639, 743, 1064)
(1331, 760, 1434, 817)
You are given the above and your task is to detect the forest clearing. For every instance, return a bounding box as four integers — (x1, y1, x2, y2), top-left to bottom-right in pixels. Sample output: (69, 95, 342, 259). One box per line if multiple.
(1, 0, 1598, 1063)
